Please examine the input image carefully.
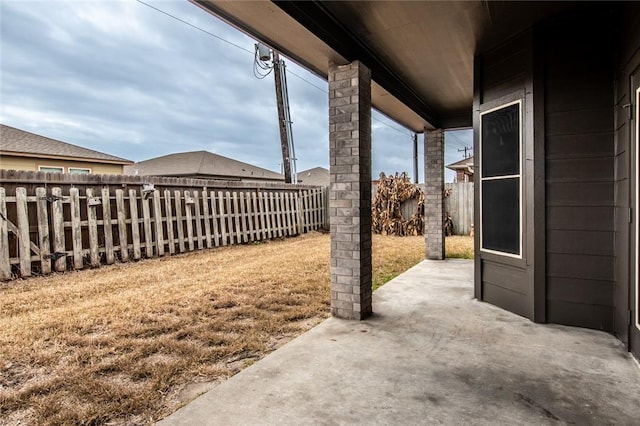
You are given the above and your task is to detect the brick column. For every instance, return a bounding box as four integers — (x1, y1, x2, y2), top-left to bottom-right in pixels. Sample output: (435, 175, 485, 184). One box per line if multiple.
(424, 129, 445, 260)
(328, 61, 372, 320)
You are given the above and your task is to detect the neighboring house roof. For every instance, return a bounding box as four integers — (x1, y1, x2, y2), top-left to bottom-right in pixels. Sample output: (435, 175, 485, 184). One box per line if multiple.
(0, 124, 133, 164)
(446, 156, 474, 173)
(296, 167, 329, 186)
(125, 151, 285, 181)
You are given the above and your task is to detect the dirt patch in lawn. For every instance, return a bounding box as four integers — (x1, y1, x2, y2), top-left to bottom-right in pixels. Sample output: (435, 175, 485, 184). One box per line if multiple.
(0, 232, 432, 425)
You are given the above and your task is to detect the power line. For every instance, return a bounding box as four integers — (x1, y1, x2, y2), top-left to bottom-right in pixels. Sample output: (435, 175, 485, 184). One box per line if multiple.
(137, 0, 411, 138)
(136, 0, 253, 54)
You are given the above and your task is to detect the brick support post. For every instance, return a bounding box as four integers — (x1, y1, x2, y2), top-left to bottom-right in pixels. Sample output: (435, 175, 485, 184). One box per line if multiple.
(424, 129, 445, 260)
(328, 61, 372, 320)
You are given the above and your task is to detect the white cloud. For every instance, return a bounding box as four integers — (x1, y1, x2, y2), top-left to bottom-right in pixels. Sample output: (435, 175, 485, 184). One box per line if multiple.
(1, 0, 466, 179)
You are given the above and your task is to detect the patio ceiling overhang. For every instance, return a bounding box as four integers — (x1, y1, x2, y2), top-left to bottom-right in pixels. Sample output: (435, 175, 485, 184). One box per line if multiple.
(191, 0, 575, 132)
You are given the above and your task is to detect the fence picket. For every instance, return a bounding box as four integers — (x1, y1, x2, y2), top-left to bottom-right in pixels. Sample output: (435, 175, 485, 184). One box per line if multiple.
(193, 191, 203, 249)
(289, 193, 297, 235)
(309, 189, 320, 229)
(231, 192, 241, 244)
(86, 188, 100, 267)
(35, 188, 51, 275)
(164, 190, 175, 255)
(174, 190, 185, 253)
(68, 188, 84, 269)
(210, 191, 220, 247)
(129, 189, 142, 260)
(116, 189, 129, 262)
(305, 191, 312, 233)
(261, 192, 270, 239)
(283, 192, 290, 236)
(249, 192, 257, 241)
(0, 188, 10, 279)
(184, 191, 195, 251)
(288, 192, 295, 235)
(15, 188, 31, 277)
(269, 192, 277, 238)
(51, 187, 66, 272)
(226, 192, 234, 245)
(219, 191, 228, 246)
(101, 188, 115, 264)
(141, 196, 153, 258)
(152, 190, 165, 256)
(239, 192, 248, 243)
(0, 181, 326, 280)
(70, 189, 83, 269)
(201, 190, 212, 248)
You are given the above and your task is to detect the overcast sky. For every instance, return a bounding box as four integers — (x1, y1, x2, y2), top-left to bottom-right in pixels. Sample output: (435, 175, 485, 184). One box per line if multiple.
(0, 0, 472, 182)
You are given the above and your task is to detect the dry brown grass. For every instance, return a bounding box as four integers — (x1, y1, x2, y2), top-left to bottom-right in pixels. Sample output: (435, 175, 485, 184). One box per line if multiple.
(445, 236, 475, 259)
(0, 232, 437, 425)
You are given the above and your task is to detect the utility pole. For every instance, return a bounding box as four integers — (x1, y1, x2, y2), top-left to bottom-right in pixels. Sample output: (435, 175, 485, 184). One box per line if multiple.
(272, 51, 292, 183)
(458, 146, 473, 158)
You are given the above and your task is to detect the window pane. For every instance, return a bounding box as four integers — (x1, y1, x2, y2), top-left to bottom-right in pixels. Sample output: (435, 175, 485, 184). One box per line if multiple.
(481, 103, 520, 177)
(69, 168, 90, 174)
(39, 167, 63, 173)
(482, 177, 520, 255)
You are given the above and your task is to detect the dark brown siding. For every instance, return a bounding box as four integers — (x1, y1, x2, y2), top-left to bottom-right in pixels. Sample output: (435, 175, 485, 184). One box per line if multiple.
(615, 2, 640, 355)
(543, 9, 616, 331)
(474, 31, 536, 320)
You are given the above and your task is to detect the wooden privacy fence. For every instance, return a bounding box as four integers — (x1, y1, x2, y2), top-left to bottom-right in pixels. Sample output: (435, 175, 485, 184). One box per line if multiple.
(0, 184, 326, 280)
(444, 182, 474, 235)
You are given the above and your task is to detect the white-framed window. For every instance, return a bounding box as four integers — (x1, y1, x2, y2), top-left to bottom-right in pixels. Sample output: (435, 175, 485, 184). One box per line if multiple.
(68, 167, 91, 174)
(38, 165, 63, 173)
(479, 99, 522, 258)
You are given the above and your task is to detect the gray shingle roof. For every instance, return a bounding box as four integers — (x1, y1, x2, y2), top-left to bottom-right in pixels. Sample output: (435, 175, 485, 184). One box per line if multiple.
(296, 167, 329, 186)
(124, 151, 285, 181)
(446, 156, 474, 171)
(0, 124, 133, 164)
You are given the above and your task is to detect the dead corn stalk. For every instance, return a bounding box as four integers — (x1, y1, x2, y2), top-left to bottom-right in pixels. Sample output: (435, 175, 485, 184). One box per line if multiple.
(372, 172, 425, 236)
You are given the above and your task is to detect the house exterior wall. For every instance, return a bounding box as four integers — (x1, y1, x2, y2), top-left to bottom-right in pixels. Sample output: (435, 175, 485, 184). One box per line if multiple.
(473, 30, 538, 320)
(0, 155, 124, 174)
(475, 4, 637, 341)
(614, 2, 640, 358)
(542, 8, 616, 331)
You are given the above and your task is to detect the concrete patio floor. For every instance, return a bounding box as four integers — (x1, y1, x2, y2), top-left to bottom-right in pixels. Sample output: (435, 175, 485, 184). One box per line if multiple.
(158, 259, 640, 425)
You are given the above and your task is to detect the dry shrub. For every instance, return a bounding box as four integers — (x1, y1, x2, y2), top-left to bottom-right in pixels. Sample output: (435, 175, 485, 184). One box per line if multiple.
(0, 232, 427, 425)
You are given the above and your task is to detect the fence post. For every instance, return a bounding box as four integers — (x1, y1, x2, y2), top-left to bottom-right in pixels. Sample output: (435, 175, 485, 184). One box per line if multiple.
(296, 191, 304, 234)
(141, 195, 153, 258)
(69, 188, 83, 269)
(184, 190, 195, 251)
(210, 191, 220, 247)
(129, 189, 142, 260)
(16, 187, 31, 277)
(201, 189, 212, 248)
(153, 190, 165, 256)
(86, 188, 100, 267)
(101, 187, 115, 264)
(164, 190, 175, 255)
(174, 190, 186, 253)
(251, 191, 260, 241)
(35, 187, 51, 275)
(51, 187, 66, 272)
(0, 188, 11, 279)
(116, 189, 129, 262)
(193, 190, 204, 249)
